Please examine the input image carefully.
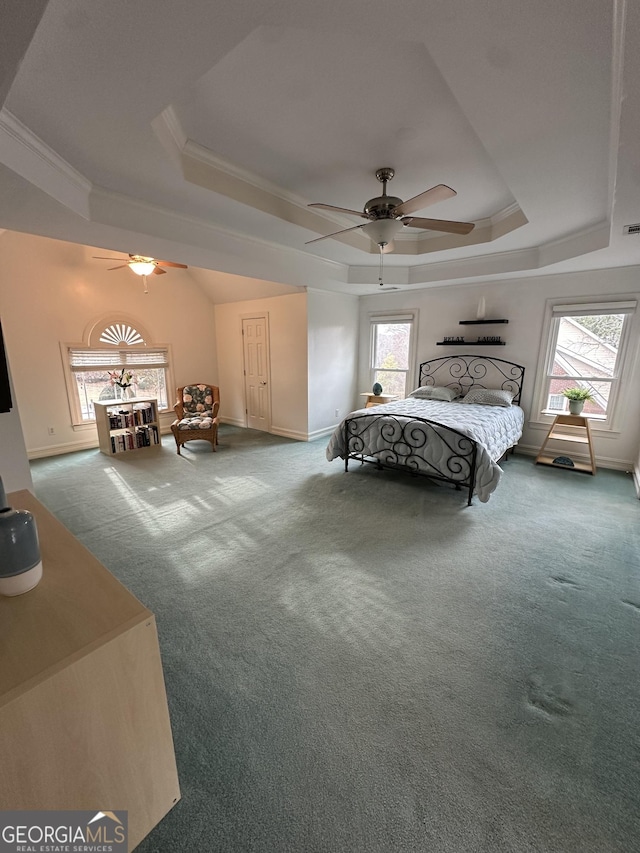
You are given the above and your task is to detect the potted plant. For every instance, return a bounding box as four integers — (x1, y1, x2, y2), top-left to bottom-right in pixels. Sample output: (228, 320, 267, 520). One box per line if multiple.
(562, 387, 593, 415)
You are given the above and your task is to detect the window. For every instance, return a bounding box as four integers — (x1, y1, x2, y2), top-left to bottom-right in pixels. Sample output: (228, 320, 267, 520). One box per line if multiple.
(537, 300, 636, 426)
(63, 321, 172, 425)
(548, 393, 567, 412)
(370, 313, 417, 398)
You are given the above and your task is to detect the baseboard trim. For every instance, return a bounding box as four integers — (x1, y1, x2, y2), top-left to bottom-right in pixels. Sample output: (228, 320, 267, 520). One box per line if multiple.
(28, 438, 99, 459)
(516, 443, 633, 472)
(218, 419, 335, 442)
(269, 426, 307, 441)
(219, 416, 246, 428)
(28, 425, 172, 459)
(307, 425, 338, 442)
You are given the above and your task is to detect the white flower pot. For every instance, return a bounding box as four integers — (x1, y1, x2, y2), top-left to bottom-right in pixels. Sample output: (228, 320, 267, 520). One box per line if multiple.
(568, 400, 584, 415)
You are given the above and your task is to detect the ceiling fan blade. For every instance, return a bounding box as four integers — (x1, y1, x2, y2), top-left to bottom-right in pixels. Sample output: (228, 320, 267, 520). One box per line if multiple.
(305, 223, 367, 245)
(402, 216, 475, 235)
(107, 264, 130, 270)
(153, 266, 167, 275)
(308, 203, 369, 219)
(393, 184, 456, 217)
(93, 256, 128, 261)
(156, 261, 188, 268)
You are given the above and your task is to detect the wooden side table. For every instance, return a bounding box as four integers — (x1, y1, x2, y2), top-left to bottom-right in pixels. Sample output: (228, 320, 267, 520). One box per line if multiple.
(360, 393, 399, 408)
(535, 413, 596, 474)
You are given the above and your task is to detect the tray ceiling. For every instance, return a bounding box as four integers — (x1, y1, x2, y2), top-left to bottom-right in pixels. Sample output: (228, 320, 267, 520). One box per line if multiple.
(0, 0, 637, 295)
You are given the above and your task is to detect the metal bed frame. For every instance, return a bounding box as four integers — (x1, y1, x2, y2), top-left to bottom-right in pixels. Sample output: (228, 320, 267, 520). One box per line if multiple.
(342, 355, 525, 505)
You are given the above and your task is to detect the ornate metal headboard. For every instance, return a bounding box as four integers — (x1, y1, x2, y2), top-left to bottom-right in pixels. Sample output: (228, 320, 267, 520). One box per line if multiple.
(418, 355, 525, 405)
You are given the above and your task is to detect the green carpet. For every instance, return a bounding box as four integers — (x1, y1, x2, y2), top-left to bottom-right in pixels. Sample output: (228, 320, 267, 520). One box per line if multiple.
(30, 427, 640, 852)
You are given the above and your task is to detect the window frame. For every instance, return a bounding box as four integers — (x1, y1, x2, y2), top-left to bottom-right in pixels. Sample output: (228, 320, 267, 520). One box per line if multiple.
(61, 334, 174, 428)
(532, 298, 637, 431)
(368, 311, 418, 399)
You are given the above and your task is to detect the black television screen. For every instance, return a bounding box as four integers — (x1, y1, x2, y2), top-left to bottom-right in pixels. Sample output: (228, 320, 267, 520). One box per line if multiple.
(0, 321, 12, 413)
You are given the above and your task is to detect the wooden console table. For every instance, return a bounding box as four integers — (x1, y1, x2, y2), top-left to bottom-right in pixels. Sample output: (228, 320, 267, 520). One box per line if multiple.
(0, 491, 180, 851)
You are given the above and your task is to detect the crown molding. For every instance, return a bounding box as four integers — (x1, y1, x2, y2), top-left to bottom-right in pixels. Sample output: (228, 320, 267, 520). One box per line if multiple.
(0, 108, 614, 293)
(178, 136, 370, 251)
(88, 183, 350, 286)
(348, 218, 611, 286)
(152, 108, 528, 257)
(0, 109, 91, 218)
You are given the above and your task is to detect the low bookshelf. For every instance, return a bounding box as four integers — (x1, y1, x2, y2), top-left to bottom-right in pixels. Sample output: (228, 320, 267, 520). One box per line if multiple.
(94, 397, 160, 456)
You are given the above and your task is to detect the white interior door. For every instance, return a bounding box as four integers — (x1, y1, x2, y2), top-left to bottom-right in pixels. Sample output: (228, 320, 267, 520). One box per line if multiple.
(242, 316, 271, 431)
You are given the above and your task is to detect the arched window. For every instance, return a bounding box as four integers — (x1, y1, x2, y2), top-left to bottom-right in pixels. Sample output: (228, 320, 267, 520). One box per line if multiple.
(62, 317, 172, 424)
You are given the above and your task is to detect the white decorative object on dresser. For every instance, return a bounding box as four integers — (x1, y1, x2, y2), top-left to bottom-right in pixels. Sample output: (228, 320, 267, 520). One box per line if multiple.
(94, 398, 160, 456)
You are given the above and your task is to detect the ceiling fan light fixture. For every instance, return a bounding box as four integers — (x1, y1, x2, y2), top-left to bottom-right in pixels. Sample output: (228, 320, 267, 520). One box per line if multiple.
(362, 218, 403, 248)
(128, 259, 156, 276)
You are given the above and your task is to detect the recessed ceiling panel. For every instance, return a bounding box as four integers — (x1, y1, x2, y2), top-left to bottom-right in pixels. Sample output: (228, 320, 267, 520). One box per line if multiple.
(171, 26, 515, 221)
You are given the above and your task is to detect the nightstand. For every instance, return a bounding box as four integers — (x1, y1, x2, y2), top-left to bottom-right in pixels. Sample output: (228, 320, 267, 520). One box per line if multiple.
(535, 414, 596, 474)
(360, 393, 399, 408)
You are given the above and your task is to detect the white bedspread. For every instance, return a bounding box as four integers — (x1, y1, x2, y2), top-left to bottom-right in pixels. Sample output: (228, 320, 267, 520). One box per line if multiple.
(326, 398, 525, 502)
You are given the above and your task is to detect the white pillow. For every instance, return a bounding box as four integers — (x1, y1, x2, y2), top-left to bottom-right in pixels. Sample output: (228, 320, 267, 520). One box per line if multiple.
(461, 388, 514, 407)
(408, 386, 459, 402)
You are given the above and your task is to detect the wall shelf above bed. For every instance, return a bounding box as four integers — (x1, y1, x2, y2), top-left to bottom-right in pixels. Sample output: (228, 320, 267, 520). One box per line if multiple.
(436, 341, 507, 347)
(439, 316, 508, 345)
(459, 319, 508, 325)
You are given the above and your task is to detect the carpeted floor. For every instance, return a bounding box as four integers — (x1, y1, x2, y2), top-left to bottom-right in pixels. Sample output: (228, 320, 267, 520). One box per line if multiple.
(30, 426, 640, 852)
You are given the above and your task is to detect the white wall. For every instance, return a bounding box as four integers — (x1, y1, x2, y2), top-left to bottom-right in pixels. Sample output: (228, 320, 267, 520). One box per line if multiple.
(307, 289, 359, 438)
(214, 292, 308, 439)
(0, 230, 218, 456)
(359, 267, 640, 468)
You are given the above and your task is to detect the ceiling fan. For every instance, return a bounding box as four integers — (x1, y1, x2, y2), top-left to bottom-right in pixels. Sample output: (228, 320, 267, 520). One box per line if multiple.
(93, 254, 188, 292)
(306, 168, 475, 283)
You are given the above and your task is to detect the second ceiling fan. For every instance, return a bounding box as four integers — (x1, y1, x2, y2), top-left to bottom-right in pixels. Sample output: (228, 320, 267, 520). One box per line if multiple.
(93, 254, 188, 292)
(306, 167, 475, 254)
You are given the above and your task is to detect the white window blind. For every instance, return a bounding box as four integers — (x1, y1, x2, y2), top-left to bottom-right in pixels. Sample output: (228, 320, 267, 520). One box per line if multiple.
(68, 347, 169, 370)
(370, 313, 416, 324)
(552, 301, 637, 316)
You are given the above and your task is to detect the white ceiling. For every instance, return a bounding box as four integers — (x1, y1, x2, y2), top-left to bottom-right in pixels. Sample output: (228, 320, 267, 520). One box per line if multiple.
(1, 0, 639, 297)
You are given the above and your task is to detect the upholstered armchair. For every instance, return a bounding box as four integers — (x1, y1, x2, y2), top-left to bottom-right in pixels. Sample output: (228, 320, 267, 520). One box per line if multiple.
(170, 384, 220, 455)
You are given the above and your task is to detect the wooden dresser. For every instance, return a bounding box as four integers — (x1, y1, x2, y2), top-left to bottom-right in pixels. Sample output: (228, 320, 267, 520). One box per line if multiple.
(0, 490, 180, 851)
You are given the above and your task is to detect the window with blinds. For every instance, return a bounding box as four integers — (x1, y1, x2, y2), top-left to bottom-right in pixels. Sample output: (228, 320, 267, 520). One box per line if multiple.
(63, 323, 172, 424)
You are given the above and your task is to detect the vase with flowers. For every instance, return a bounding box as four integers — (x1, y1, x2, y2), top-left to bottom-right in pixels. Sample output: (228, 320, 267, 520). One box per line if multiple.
(109, 369, 134, 401)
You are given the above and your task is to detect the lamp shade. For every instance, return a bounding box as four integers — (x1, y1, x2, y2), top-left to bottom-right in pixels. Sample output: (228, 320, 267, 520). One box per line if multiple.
(129, 260, 156, 276)
(362, 219, 403, 247)
(0, 477, 43, 596)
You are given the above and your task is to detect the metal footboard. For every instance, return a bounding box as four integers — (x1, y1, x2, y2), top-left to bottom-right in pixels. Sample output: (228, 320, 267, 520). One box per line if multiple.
(343, 413, 479, 505)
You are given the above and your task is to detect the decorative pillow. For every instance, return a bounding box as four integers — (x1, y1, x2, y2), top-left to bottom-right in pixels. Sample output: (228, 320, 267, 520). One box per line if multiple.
(182, 385, 213, 415)
(409, 385, 459, 402)
(461, 388, 514, 407)
(176, 416, 213, 430)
